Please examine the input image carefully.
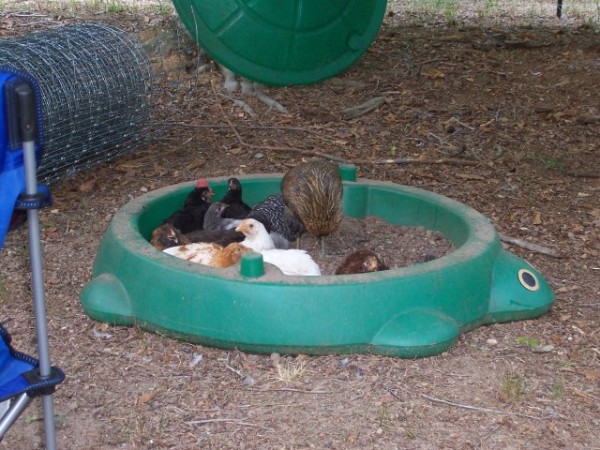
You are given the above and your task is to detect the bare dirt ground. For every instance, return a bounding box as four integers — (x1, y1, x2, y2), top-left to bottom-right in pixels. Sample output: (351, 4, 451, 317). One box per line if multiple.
(1, 5, 599, 449)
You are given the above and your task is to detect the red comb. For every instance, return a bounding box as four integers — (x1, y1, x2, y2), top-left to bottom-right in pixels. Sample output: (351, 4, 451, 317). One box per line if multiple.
(195, 179, 209, 188)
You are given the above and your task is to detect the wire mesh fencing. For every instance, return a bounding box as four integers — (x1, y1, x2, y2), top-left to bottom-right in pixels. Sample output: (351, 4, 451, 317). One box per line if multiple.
(0, 23, 154, 185)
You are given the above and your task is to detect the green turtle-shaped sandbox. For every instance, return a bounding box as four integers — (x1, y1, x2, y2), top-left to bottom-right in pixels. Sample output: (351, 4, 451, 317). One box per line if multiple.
(81, 167, 554, 358)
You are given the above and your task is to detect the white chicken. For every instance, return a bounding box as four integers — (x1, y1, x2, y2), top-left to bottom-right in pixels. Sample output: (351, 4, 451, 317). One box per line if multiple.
(235, 218, 276, 252)
(163, 241, 251, 269)
(163, 242, 223, 264)
(235, 219, 321, 276)
(261, 249, 321, 276)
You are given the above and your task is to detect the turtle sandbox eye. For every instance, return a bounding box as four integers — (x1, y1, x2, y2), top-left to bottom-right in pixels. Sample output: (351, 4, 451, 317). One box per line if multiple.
(518, 269, 540, 292)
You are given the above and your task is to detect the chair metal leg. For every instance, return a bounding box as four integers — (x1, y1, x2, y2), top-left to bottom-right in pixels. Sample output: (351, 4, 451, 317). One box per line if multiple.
(0, 394, 32, 440)
(19, 79, 59, 450)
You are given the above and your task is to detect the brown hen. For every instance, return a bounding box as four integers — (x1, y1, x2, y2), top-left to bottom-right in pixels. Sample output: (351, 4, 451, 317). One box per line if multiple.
(208, 243, 252, 268)
(335, 249, 389, 275)
(151, 223, 191, 250)
(281, 159, 343, 253)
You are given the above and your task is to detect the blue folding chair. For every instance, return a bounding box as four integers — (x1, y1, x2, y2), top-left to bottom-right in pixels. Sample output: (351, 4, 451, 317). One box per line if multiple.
(0, 67, 65, 449)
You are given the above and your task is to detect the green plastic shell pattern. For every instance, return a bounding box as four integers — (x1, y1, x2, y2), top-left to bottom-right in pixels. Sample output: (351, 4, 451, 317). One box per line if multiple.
(172, 0, 388, 86)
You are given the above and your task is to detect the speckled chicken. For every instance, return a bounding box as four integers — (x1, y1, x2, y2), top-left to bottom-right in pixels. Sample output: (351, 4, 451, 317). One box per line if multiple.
(334, 249, 389, 275)
(282, 160, 343, 253)
(163, 179, 214, 234)
(203, 202, 242, 231)
(247, 193, 305, 243)
(220, 178, 251, 219)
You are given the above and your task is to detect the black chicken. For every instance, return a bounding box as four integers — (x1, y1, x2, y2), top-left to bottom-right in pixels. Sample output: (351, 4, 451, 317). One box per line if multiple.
(282, 160, 343, 254)
(247, 193, 305, 243)
(163, 179, 214, 234)
(220, 177, 251, 219)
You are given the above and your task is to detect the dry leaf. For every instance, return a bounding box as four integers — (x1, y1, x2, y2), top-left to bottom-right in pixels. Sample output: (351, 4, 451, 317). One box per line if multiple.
(186, 158, 206, 171)
(78, 178, 97, 193)
(116, 162, 143, 170)
(582, 370, 600, 382)
(457, 173, 485, 181)
(533, 212, 542, 225)
(423, 68, 445, 78)
(43, 227, 60, 239)
(532, 344, 554, 353)
(479, 119, 496, 132)
(137, 390, 159, 405)
(556, 286, 579, 293)
(590, 209, 600, 228)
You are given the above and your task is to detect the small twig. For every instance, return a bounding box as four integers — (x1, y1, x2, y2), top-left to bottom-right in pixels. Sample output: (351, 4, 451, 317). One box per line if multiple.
(225, 364, 246, 379)
(526, 406, 568, 420)
(421, 394, 543, 420)
(565, 171, 600, 179)
(416, 57, 449, 76)
(218, 102, 246, 145)
(12, 13, 49, 17)
(186, 418, 265, 428)
(340, 96, 385, 120)
(454, 119, 476, 131)
(429, 132, 466, 156)
(479, 424, 503, 447)
(244, 387, 332, 394)
(430, 132, 461, 151)
(384, 387, 402, 400)
(499, 233, 562, 258)
(370, 157, 478, 166)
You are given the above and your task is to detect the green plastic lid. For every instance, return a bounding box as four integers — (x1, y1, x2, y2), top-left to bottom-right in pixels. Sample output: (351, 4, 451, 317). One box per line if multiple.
(172, 0, 387, 86)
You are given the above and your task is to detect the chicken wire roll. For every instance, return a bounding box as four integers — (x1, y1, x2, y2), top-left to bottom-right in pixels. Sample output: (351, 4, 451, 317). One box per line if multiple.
(0, 24, 153, 184)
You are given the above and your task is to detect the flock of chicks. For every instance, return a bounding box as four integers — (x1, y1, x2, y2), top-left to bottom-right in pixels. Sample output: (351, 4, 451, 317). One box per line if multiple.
(151, 160, 389, 276)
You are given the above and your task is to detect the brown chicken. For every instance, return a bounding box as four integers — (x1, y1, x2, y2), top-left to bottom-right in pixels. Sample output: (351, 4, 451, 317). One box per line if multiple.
(282, 159, 343, 253)
(334, 249, 389, 275)
(150, 223, 243, 251)
(151, 223, 191, 250)
(208, 242, 252, 268)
